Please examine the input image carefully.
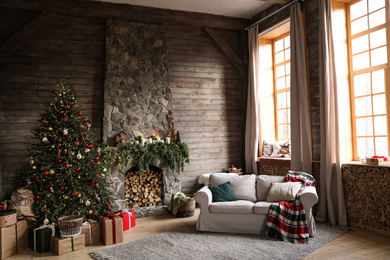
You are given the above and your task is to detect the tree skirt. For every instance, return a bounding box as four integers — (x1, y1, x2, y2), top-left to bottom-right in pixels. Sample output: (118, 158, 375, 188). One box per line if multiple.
(90, 223, 347, 260)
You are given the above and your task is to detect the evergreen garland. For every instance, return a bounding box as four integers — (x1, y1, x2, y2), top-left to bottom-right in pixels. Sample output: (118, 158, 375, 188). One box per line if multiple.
(101, 142, 190, 174)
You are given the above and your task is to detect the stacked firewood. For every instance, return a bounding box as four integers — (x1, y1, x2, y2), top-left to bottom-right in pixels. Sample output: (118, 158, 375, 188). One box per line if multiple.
(125, 168, 164, 208)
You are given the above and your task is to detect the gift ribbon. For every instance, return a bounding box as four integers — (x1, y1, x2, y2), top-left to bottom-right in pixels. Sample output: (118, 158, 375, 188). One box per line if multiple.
(82, 221, 93, 244)
(114, 209, 132, 229)
(34, 224, 55, 251)
(103, 214, 117, 244)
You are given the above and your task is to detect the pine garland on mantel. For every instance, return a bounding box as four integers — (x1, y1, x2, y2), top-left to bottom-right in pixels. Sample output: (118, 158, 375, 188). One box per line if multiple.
(101, 142, 190, 174)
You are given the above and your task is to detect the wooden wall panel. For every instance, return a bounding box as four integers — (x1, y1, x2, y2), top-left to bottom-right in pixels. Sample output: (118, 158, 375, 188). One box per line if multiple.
(0, 9, 105, 200)
(167, 25, 245, 194)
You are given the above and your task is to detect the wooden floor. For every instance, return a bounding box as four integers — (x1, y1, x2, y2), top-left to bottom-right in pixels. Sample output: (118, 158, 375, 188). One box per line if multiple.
(8, 208, 390, 260)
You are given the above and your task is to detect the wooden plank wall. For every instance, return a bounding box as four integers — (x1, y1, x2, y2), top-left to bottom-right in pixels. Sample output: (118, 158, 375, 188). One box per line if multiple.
(0, 4, 246, 200)
(167, 25, 244, 194)
(0, 8, 105, 200)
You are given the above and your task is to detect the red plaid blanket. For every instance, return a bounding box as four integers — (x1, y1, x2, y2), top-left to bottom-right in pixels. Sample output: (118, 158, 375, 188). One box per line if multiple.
(265, 171, 316, 244)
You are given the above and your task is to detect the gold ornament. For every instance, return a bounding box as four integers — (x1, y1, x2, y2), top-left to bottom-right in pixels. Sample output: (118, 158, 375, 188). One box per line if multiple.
(49, 169, 55, 175)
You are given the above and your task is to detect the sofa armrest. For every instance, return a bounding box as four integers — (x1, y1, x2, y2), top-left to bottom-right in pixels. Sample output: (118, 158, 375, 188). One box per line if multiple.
(195, 186, 212, 212)
(300, 186, 318, 210)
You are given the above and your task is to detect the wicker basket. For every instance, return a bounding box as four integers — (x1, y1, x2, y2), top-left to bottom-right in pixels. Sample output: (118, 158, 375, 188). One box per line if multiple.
(176, 197, 195, 218)
(57, 215, 83, 237)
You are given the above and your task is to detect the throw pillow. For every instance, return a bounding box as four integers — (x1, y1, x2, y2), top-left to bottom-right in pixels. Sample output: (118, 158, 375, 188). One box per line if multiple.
(266, 182, 301, 202)
(209, 174, 257, 202)
(256, 175, 286, 201)
(209, 182, 237, 202)
(262, 140, 273, 156)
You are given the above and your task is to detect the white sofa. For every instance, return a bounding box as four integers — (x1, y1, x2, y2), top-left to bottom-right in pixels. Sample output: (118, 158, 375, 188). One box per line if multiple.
(195, 173, 318, 235)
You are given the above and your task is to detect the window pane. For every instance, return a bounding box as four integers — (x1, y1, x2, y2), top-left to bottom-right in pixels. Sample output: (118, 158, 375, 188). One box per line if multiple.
(355, 96, 372, 117)
(374, 116, 387, 135)
(284, 36, 290, 48)
(356, 117, 373, 136)
(287, 108, 290, 123)
(353, 52, 370, 70)
(370, 46, 387, 66)
(275, 39, 283, 52)
(369, 0, 385, 13)
(275, 51, 285, 63)
(351, 16, 368, 35)
(350, 0, 367, 21)
(369, 9, 385, 29)
(276, 77, 286, 90)
(278, 110, 287, 124)
(285, 63, 290, 75)
(277, 92, 287, 109)
(287, 91, 290, 107)
(375, 137, 388, 155)
(370, 28, 386, 49)
(276, 65, 285, 78)
(278, 125, 288, 140)
(373, 94, 386, 115)
(285, 48, 290, 60)
(357, 137, 374, 156)
(372, 69, 385, 93)
(352, 35, 369, 54)
(354, 73, 371, 97)
(286, 75, 291, 88)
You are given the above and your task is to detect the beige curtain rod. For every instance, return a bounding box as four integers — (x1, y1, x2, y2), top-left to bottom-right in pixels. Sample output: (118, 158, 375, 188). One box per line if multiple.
(245, 0, 300, 31)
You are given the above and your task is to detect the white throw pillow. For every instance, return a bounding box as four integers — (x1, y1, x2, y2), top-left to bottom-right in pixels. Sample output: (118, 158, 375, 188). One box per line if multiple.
(209, 174, 257, 202)
(266, 182, 301, 202)
(256, 175, 286, 201)
(262, 140, 273, 157)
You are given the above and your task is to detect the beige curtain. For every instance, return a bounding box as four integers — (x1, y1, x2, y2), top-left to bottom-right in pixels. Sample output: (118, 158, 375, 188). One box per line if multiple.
(290, 3, 312, 173)
(317, 0, 347, 227)
(245, 25, 260, 174)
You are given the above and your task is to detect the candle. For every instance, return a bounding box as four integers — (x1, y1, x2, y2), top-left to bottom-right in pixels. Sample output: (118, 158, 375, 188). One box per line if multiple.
(166, 137, 170, 144)
(135, 141, 139, 145)
(141, 138, 145, 146)
(149, 138, 152, 144)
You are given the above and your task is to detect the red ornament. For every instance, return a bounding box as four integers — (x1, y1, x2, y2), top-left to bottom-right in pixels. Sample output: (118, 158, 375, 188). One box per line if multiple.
(66, 105, 70, 109)
(61, 185, 65, 190)
(90, 159, 94, 163)
(73, 191, 79, 197)
(74, 92, 77, 95)
(53, 90, 57, 94)
(57, 159, 62, 163)
(77, 112, 82, 115)
(65, 164, 70, 168)
(76, 168, 81, 172)
(62, 136, 66, 140)
(35, 195, 40, 200)
(35, 176, 39, 180)
(88, 144, 93, 149)
(67, 211, 71, 215)
(75, 142, 79, 146)
(95, 156, 100, 161)
(96, 174, 100, 178)
(58, 153, 61, 157)
(59, 110, 64, 114)
(44, 171, 49, 175)
(97, 161, 100, 165)
(93, 212, 97, 216)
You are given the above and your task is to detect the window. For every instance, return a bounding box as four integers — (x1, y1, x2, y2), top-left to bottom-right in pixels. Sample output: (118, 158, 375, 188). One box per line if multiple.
(347, 0, 389, 159)
(273, 34, 291, 141)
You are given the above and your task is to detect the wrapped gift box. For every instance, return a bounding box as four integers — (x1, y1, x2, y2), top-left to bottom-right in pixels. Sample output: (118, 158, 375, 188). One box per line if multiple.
(366, 156, 390, 165)
(0, 210, 17, 228)
(0, 220, 28, 260)
(50, 234, 85, 256)
(0, 202, 9, 211)
(81, 219, 100, 245)
(100, 215, 123, 245)
(28, 226, 55, 253)
(114, 210, 136, 231)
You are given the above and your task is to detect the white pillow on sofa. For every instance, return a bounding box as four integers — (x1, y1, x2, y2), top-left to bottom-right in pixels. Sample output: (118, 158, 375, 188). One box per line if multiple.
(209, 174, 256, 202)
(266, 182, 301, 202)
(256, 175, 286, 201)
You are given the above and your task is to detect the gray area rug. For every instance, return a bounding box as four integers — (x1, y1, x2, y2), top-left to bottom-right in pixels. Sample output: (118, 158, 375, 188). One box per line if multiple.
(90, 223, 347, 260)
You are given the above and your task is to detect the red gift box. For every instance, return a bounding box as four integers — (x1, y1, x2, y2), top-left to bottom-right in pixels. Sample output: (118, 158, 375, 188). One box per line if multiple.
(114, 210, 135, 231)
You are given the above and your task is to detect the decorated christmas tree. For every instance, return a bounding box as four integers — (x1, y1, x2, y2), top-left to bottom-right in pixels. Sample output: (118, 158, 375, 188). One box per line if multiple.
(22, 80, 113, 225)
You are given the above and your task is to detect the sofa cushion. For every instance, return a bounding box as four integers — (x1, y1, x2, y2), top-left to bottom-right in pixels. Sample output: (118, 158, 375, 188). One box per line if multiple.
(266, 182, 301, 202)
(253, 201, 273, 214)
(209, 200, 254, 214)
(256, 175, 286, 201)
(208, 182, 237, 202)
(209, 174, 257, 202)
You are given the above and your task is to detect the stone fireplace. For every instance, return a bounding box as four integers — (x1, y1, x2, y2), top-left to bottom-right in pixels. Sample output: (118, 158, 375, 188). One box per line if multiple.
(102, 19, 179, 216)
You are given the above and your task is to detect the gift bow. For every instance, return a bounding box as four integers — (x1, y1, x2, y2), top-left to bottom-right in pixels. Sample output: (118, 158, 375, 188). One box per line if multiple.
(114, 209, 133, 229)
(370, 155, 388, 161)
(34, 224, 55, 251)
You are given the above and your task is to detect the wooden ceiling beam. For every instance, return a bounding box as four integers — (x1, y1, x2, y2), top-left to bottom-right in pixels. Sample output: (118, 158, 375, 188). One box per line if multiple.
(0, 0, 249, 31)
(0, 11, 57, 63)
(203, 27, 244, 76)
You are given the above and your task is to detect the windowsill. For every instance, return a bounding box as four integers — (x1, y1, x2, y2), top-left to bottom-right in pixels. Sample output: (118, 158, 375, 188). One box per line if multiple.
(257, 156, 291, 167)
(342, 161, 390, 168)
